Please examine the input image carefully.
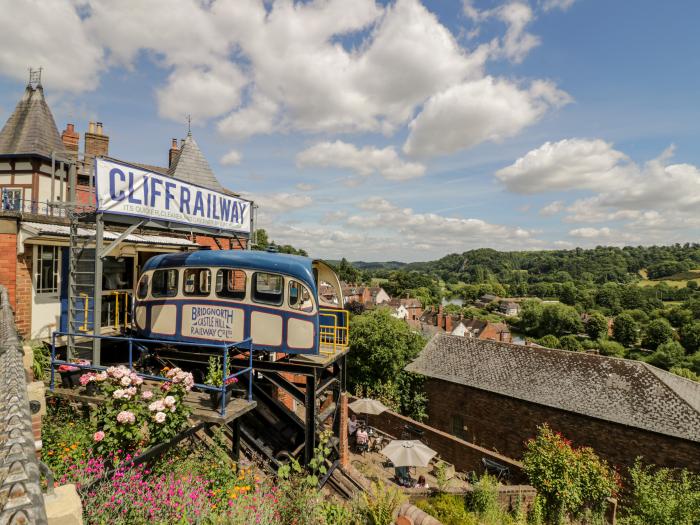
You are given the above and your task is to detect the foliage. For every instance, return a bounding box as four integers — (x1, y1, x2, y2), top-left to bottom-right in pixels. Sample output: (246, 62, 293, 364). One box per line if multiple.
(559, 335, 583, 352)
(348, 309, 427, 420)
(522, 424, 618, 524)
(619, 460, 700, 525)
(679, 321, 700, 353)
(642, 318, 675, 350)
(354, 480, 406, 525)
(612, 313, 639, 347)
(669, 366, 699, 382)
(416, 494, 477, 525)
(646, 340, 686, 370)
(595, 339, 626, 358)
(30, 340, 50, 381)
(536, 335, 560, 349)
(253, 228, 308, 256)
(585, 313, 608, 341)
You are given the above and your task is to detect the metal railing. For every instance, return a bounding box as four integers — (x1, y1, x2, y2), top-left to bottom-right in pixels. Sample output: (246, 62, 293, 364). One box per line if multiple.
(319, 308, 349, 355)
(0, 285, 49, 524)
(0, 198, 68, 217)
(50, 332, 255, 416)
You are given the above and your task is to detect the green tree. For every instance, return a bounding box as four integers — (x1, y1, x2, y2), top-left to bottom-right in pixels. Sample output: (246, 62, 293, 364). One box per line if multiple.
(537, 335, 561, 349)
(335, 257, 361, 284)
(596, 339, 626, 358)
(585, 312, 608, 340)
(666, 307, 693, 328)
(613, 313, 639, 347)
(669, 367, 699, 382)
(559, 335, 583, 352)
(679, 322, 700, 353)
(519, 299, 543, 334)
(643, 318, 675, 350)
(348, 309, 426, 419)
(540, 303, 583, 336)
(523, 424, 617, 524)
(647, 341, 685, 370)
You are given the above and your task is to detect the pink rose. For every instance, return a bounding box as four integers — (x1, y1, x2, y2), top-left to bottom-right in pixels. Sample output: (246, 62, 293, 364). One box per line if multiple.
(116, 411, 136, 425)
(93, 431, 105, 442)
(142, 390, 154, 400)
(120, 376, 132, 387)
(154, 412, 166, 423)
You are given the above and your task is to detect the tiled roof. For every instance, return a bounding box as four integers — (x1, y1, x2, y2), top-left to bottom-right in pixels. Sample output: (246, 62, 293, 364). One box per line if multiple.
(169, 133, 226, 192)
(406, 333, 700, 443)
(0, 286, 48, 524)
(0, 84, 66, 159)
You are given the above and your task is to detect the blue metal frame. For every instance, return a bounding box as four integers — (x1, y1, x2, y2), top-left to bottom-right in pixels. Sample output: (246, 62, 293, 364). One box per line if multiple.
(50, 332, 255, 416)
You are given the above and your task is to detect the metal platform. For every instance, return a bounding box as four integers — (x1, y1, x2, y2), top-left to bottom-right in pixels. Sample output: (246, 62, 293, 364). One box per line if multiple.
(46, 383, 257, 424)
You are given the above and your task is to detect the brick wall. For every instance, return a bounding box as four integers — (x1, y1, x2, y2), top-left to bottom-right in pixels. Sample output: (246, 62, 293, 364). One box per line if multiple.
(424, 378, 700, 473)
(360, 403, 528, 484)
(195, 235, 248, 250)
(0, 233, 17, 308)
(15, 252, 32, 337)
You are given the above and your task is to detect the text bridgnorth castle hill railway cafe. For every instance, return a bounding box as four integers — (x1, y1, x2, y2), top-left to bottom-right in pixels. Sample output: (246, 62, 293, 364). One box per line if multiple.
(96, 158, 252, 232)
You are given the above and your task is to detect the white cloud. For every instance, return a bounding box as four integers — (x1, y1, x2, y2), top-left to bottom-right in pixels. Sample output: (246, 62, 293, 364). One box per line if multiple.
(403, 77, 571, 157)
(495, 138, 631, 193)
(243, 192, 312, 213)
(497, 3, 541, 63)
(297, 141, 426, 181)
(540, 0, 576, 12)
(157, 63, 246, 123)
(295, 183, 316, 192)
(220, 149, 242, 166)
(0, 0, 103, 92)
(540, 200, 564, 215)
(569, 226, 613, 239)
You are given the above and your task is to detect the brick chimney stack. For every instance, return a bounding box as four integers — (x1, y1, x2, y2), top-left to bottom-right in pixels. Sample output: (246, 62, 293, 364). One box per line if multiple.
(61, 123, 80, 161)
(84, 120, 109, 166)
(168, 138, 180, 169)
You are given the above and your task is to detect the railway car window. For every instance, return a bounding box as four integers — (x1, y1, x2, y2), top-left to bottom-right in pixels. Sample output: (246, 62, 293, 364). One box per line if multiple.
(252, 272, 284, 306)
(183, 268, 211, 296)
(216, 269, 246, 300)
(151, 269, 178, 298)
(289, 281, 314, 313)
(136, 275, 149, 299)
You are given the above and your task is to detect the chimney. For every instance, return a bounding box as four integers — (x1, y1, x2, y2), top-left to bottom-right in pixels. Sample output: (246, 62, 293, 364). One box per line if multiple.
(84, 120, 109, 166)
(445, 315, 454, 333)
(168, 138, 180, 169)
(61, 123, 80, 160)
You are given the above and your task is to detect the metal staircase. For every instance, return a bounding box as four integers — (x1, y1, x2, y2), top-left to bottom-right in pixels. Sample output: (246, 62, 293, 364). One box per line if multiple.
(66, 210, 97, 361)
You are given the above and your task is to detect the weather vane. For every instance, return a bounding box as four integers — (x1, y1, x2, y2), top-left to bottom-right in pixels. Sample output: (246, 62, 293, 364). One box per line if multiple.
(28, 67, 42, 88)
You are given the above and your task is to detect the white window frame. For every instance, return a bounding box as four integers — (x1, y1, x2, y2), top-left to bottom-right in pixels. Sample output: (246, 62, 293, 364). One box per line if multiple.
(35, 244, 60, 295)
(2, 188, 23, 211)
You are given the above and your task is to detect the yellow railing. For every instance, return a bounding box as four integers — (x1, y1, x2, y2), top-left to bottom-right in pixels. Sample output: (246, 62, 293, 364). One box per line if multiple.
(110, 291, 131, 330)
(319, 308, 349, 356)
(79, 293, 90, 332)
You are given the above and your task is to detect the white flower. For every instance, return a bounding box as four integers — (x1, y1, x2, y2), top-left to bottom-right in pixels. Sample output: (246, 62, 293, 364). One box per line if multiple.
(120, 376, 132, 387)
(164, 396, 176, 407)
(113, 389, 125, 399)
(142, 390, 154, 400)
(155, 411, 166, 423)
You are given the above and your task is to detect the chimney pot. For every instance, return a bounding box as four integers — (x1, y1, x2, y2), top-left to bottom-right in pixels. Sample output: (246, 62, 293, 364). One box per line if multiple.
(171, 138, 178, 149)
(96, 122, 103, 135)
(67, 123, 74, 133)
(88, 121, 96, 134)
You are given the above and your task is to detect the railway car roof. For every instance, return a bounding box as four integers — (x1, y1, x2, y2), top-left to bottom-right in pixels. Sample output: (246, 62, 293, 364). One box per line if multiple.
(142, 250, 318, 291)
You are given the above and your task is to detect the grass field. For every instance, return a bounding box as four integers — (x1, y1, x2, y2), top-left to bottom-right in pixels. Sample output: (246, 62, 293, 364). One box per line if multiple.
(637, 268, 700, 288)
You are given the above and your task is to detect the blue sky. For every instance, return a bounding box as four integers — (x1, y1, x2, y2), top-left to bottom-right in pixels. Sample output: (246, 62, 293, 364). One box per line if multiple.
(1, 0, 699, 261)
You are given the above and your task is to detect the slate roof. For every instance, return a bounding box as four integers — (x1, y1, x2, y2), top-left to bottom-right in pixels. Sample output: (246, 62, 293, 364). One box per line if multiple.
(168, 132, 226, 192)
(0, 83, 66, 159)
(406, 333, 700, 443)
(0, 286, 48, 524)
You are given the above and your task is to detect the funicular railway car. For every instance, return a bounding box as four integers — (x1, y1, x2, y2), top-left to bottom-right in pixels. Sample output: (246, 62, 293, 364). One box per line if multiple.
(133, 250, 348, 356)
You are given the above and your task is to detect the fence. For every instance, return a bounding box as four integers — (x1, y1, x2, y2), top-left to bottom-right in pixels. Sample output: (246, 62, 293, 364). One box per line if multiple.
(0, 285, 48, 524)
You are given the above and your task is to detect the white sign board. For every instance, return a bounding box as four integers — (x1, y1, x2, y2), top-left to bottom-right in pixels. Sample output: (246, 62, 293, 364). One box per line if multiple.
(95, 158, 251, 233)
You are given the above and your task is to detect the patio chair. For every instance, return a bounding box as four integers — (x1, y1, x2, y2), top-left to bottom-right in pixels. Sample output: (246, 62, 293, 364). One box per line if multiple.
(481, 457, 510, 481)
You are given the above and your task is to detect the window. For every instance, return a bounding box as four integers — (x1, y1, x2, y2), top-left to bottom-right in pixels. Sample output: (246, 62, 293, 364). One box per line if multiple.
(152, 269, 178, 298)
(451, 415, 467, 440)
(252, 272, 284, 306)
(35, 245, 59, 294)
(216, 269, 246, 300)
(289, 280, 314, 313)
(2, 188, 22, 211)
(183, 268, 211, 296)
(136, 275, 149, 299)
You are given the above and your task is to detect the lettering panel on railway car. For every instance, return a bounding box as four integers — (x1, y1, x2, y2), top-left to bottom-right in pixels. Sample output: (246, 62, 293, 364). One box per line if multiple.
(182, 305, 244, 342)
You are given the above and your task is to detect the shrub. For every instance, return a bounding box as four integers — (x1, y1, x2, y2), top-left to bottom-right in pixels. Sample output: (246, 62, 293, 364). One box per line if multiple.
(354, 480, 406, 525)
(646, 340, 685, 370)
(416, 494, 476, 525)
(619, 460, 700, 525)
(537, 335, 560, 349)
(596, 339, 626, 357)
(522, 424, 618, 524)
(559, 335, 583, 352)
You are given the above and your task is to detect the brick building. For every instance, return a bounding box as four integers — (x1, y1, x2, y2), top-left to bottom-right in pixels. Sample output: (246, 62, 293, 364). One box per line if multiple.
(406, 333, 700, 472)
(0, 76, 249, 339)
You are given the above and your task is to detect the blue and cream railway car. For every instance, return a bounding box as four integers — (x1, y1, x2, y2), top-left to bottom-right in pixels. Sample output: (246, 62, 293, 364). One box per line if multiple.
(133, 250, 348, 355)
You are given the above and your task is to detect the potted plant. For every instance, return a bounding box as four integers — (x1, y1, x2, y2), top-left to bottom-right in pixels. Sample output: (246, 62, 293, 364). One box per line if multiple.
(204, 356, 239, 409)
(58, 359, 90, 388)
(79, 370, 107, 395)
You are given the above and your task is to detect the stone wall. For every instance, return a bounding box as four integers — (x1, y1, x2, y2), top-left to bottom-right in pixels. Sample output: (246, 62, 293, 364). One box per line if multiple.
(424, 378, 700, 473)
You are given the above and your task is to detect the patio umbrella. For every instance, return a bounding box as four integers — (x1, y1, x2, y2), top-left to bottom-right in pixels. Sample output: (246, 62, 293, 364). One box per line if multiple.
(349, 398, 388, 415)
(380, 440, 437, 467)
